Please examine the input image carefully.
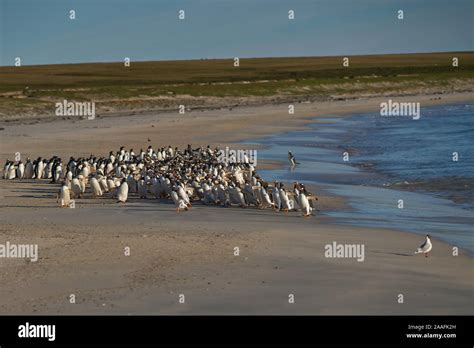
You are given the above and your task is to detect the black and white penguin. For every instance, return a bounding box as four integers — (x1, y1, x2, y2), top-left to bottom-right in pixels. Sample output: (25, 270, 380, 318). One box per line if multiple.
(117, 178, 129, 203)
(288, 151, 298, 167)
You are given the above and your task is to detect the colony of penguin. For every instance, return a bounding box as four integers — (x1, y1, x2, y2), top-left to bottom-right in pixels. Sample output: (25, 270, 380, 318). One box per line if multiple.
(2, 145, 318, 216)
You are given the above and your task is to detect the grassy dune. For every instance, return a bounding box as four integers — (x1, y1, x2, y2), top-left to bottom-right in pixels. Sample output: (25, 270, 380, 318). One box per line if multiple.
(0, 52, 473, 118)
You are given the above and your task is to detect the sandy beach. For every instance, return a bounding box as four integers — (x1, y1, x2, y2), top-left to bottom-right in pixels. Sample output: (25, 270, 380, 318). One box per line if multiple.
(0, 92, 473, 315)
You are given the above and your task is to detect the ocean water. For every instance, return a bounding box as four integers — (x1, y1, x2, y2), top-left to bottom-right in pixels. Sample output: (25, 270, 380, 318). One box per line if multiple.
(245, 102, 474, 254)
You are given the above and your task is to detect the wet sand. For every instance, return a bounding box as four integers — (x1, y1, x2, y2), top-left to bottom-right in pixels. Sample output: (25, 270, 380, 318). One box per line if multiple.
(0, 92, 473, 314)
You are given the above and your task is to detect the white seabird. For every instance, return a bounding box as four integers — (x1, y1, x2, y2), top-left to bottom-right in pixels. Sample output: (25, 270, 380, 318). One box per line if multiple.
(415, 234, 432, 257)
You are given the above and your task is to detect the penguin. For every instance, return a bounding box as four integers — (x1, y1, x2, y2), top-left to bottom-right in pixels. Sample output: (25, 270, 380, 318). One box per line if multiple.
(107, 177, 117, 197)
(34, 157, 44, 179)
(288, 151, 298, 167)
(2, 144, 320, 217)
(90, 176, 103, 197)
(177, 182, 191, 207)
(241, 182, 256, 206)
(171, 188, 188, 212)
(98, 176, 109, 193)
(7, 162, 17, 179)
(234, 184, 247, 208)
(77, 174, 86, 194)
(279, 184, 292, 213)
(80, 163, 90, 180)
(3, 160, 11, 179)
(46, 160, 54, 179)
(65, 170, 73, 189)
(127, 173, 138, 193)
(57, 183, 71, 208)
(271, 182, 282, 211)
(117, 179, 129, 203)
(260, 184, 274, 209)
(17, 161, 25, 179)
(71, 178, 82, 198)
(215, 181, 229, 206)
(201, 180, 215, 205)
(24, 159, 34, 179)
(52, 159, 62, 183)
(294, 184, 312, 217)
(105, 160, 114, 175)
(67, 157, 76, 175)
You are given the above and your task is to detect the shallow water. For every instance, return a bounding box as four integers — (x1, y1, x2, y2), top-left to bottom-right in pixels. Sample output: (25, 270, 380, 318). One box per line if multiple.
(245, 102, 474, 254)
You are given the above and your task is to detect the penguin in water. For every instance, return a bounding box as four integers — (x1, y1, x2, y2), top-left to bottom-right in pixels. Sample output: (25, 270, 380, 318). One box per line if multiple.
(288, 151, 298, 167)
(117, 178, 129, 203)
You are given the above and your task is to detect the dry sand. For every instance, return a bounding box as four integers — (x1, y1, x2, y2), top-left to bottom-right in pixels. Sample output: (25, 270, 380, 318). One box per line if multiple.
(0, 92, 473, 314)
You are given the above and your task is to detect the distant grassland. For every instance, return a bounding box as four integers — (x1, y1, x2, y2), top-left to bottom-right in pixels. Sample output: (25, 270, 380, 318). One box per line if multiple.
(0, 52, 473, 118)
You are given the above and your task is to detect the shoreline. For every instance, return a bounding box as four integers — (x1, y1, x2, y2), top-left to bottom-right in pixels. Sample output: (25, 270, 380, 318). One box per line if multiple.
(2, 92, 473, 157)
(245, 100, 474, 255)
(0, 91, 473, 314)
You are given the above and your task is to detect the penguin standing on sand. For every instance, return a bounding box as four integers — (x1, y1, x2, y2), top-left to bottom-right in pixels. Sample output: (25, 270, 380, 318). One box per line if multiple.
(51, 158, 62, 183)
(171, 187, 188, 212)
(98, 176, 109, 193)
(7, 161, 16, 179)
(34, 157, 44, 179)
(271, 181, 282, 211)
(294, 185, 312, 217)
(17, 161, 25, 179)
(279, 183, 292, 212)
(3, 160, 11, 179)
(90, 176, 103, 197)
(70, 177, 82, 198)
(117, 178, 129, 203)
(177, 182, 191, 208)
(24, 158, 34, 179)
(57, 183, 71, 207)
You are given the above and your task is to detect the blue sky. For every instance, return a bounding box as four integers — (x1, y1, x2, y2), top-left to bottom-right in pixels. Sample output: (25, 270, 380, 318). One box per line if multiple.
(1, 0, 473, 66)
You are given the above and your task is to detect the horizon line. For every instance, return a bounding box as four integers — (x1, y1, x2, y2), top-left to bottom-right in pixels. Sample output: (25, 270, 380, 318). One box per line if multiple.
(2, 50, 473, 68)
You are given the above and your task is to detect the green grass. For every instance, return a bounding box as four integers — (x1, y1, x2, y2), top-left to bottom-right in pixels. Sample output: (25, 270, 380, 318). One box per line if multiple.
(0, 52, 473, 116)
